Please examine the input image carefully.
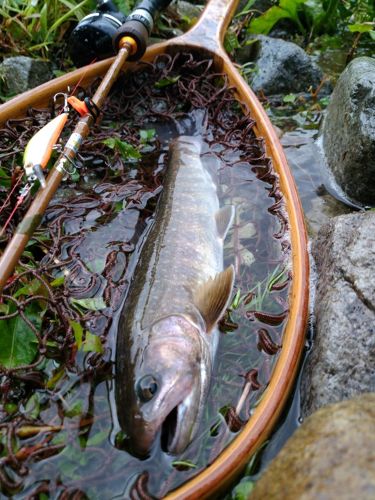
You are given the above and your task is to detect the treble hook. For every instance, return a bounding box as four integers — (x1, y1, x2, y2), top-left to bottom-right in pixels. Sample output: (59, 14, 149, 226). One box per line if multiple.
(54, 92, 70, 114)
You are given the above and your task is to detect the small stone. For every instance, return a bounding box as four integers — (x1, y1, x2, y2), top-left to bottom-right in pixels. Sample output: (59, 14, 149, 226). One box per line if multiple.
(321, 57, 375, 205)
(0, 56, 53, 95)
(251, 394, 375, 500)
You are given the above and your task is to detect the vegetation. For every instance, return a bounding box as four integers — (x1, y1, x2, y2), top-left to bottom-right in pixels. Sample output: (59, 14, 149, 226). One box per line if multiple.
(0, 0, 94, 58)
(247, 0, 375, 40)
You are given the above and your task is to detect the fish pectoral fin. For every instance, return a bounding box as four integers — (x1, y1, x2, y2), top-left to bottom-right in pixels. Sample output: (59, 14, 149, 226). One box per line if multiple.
(194, 265, 235, 332)
(216, 205, 235, 239)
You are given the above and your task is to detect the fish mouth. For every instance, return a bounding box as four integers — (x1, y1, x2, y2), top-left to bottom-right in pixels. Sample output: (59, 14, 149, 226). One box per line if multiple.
(160, 394, 191, 455)
(161, 405, 179, 453)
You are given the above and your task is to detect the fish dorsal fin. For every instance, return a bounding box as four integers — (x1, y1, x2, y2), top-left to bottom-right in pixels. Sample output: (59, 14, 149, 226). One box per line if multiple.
(216, 205, 235, 239)
(194, 265, 235, 332)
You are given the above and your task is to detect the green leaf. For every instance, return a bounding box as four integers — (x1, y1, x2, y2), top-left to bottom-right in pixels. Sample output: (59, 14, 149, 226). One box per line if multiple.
(13, 278, 43, 298)
(319, 96, 330, 107)
(113, 0, 135, 16)
(70, 320, 103, 354)
(0, 167, 11, 189)
(283, 93, 297, 103)
(231, 479, 255, 500)
(46, 0, 89, 40)
(24, 393, 41, 419)
(140, 128, 156, 143)
(0, 303, 9, 315)
(154, 75, 181, 88)
(348, 22, 374, 33)
(70, 297, 107, 311)
(235, 0, 257, 18)
(103, 137, 141, 161)
(231, 289, 242, 309)
(70, 320, 83, 348)
(65, 400, 84, 418)
(86, 430, 108, 447)
(50, 276, 65, 287)
(70, 171, 80, 183)
(83, 331, 103, 354)
(4, 403, 18, 414)
(248, 0, 307, 35)
(172, 459, 197, 470)
(0, 303, 41, 368)
(224, 31, 241, 53)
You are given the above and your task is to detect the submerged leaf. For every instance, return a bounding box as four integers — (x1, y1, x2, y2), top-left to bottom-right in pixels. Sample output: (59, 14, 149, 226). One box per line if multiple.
(172, 459, 197, 470)
(154, 75, 180, 88)
(70, 320, 83, 348)
(70, 297, 107, 311)
(140, 128, 156, 143)
(50, 275, 65, 287)
(283, 93, 297, 104)
(86, 430, 108, 447)
(24, 392, 41, 419)
(70, 320, 103, 354)
(103, 137, 141, 161)
(0, 303, 41, 368)
(83, 331, 103, 354)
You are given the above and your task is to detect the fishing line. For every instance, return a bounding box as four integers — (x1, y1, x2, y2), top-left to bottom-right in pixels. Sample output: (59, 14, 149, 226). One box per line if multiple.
(0, 174, 24, 216)
(69, 58, 98, 98)
(0, 185, 31, 237)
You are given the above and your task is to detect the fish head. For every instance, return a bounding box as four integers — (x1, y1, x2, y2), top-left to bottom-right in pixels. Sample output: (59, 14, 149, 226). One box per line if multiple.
(116, 314, 212, 458)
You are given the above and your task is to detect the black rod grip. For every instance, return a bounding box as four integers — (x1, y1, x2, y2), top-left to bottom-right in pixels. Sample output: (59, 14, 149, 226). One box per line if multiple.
(113, 0, 173, 60)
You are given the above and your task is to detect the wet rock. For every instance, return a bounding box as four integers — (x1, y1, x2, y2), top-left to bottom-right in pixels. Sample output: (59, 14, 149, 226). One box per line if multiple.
(301, 211, 375, 416)
(237, 35, 323, 95)
(305, 190, 351, 236)
(250, 394, 375, 500)
(0, 56, 53, 95)
(170, 0, 202, 21)
(321, 57, 375, 206)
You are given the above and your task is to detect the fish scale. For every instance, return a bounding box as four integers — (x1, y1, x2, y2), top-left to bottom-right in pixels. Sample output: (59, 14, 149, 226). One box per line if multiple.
(133, 138, 221, 328)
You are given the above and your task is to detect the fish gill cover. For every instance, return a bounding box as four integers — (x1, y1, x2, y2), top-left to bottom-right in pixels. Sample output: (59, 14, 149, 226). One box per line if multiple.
(0, 52, 290, 498)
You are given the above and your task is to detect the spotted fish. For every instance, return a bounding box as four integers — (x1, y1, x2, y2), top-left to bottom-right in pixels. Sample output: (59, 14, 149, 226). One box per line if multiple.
(115, 135, 234, 457)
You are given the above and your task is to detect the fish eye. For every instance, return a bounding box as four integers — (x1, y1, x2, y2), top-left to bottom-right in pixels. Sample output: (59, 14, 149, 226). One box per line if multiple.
(137, 375, 158, 402)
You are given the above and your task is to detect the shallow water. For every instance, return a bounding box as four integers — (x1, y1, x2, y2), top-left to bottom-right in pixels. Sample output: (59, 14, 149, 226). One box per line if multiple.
(281, 128, 352, 236)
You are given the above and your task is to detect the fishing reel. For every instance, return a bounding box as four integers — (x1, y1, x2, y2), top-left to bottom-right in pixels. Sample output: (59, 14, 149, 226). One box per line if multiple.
(68, 0, 172, 67)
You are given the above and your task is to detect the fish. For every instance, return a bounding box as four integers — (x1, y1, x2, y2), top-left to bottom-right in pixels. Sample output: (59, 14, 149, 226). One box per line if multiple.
(115, 135, 235, 458)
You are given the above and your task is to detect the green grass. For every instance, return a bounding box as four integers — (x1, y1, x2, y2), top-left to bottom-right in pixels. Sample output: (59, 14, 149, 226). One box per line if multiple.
(0, 0, 95, 59)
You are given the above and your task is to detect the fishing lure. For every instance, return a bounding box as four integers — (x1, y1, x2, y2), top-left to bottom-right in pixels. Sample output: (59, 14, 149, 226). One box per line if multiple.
(23, 93, 69, 188)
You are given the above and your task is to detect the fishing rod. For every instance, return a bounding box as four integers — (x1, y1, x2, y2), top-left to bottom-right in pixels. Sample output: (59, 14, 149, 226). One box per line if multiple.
(0, 0, 172, 295)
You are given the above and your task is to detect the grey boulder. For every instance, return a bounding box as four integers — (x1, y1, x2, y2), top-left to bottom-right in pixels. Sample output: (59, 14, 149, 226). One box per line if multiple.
(301, 211, 375, 417)
(321, 57, 375, 206)
(238, 35, 324, 95)
(250, 394, 375, 500)
(0, 56, 53, 96)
